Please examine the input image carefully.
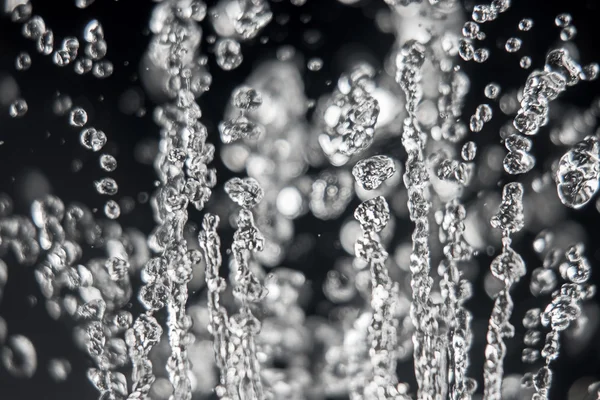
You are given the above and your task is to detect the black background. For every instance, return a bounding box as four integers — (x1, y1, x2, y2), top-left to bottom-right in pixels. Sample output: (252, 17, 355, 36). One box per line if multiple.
(1, 0, 600, 399)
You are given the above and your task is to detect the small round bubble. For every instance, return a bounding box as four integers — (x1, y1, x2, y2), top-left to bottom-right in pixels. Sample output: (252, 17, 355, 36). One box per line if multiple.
(104, 200, 121, 219)
(9, 99, 28, 118)
(15, 52, 32, 71)
(520, 56, 532, 69)
(99, 154, 117, 171)
(518, 18, 533, 31)
(555, 13, 572, 27)
(560, 26, 577, 41)
(505, 37, 522, 53)
(484, 83, 501, 99)
(307, 57, 323, 71)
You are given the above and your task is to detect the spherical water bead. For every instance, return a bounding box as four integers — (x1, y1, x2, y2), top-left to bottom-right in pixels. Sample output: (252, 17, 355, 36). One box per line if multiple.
(505, 37, 522, 53)
(474, 47, 490, 63)
(519, 56, 532, 69)
(80, 128, 107, 151)
(554, 135, 600, 209)
(458, 39, 474, 61)
(15, 52, 32, 71)
(472, 5, 496, 23)
(1, 335, 37, 378)
(215, 39, 243, 71)
(9, 99, 28, 118)
(85, 40, 107, 60)
(555, 13, 572, 27)
(95, 178, 118, 195)
(581, 63, 599, 81)
(503, 150, 535, 175)
(476, 104, 493, 122)
(560, 25, 577, 41)
(48, 359, 71, 382)
(233, 86, 263, 111)
(518, 18, 533, 31)
(36, 30, 54, 55)
(53, 51, 70, 69)
(74, 58, 93, 74)
(461, 141, 477, 161)
(469, 115, 483, 132)
(22, 16, 45, 39)
(10, 2, 32, 22)
(83, 19, 104, 43)
(522, 348, 540, 364)
(490, 246, 526, 285)
(99, 154, 117, 171)
(530, 268, 557, 296)
(462, 21, 480, 39)
(104, 200, 121, 219)
(105, 257, 129, 281)
(224, 177, 264, 208)
(76, 0, 96, 9)
(69, 107, 88, 127)
(92, 60, 113, 78)
(352, 155, 396, 190)
(307, 57, 323, 71)
(484, 83, 501, 99)
(523, 308, 541, 328)
(354, 196, 390, 232)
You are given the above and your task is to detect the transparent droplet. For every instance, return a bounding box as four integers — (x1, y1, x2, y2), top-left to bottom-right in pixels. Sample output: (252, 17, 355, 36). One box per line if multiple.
(95, 178, 118, 195)
(9, 99, 28, 118)
(519, 56, 532, 69)
(80, 128, 107, 151)
(69, 107, 88, 127)
(308, 57, 323, 71)
(476, 104, 493, 122)
(484, 82, 501, 99)
(15, 52, 32, 71)
(505, 37, 522, 53)
(560, 25, 577, 41)
(36, 30, 54, 55)
(352, 155, 396, 190)
(215, 39, 243, 71)
(104, 200, 121, 219)
(461, 141, 477, 161)
(233, 86, 262, 111)
(99, 154, 117, 171)
(22, 16, 45, 39)
(1, 335, 37, 378)
(555, 13, 572, 27)
(474, 47, 489, 63)
(92, 60, 113, 78)
(518, 18, 533, 31)
(74, 58, 93, 74)
(83, 19, 104, 42)
(462, 21, 480, 39)
(224, 177, 264, 208)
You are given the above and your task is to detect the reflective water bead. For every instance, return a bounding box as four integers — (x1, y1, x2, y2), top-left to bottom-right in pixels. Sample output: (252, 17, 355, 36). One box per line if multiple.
(560, 26, 577, 41)
(555, 13, 572, 27)
(104, 200, 121, 219)
(233, 86, 263, 111)
(215, 38, 243, 71)
(69, 107, 88, 127)
(519, 56, 532, 69)
(484, 82, 501, 99)
(80, 128, 107, 151)
(95, 178, 118, 195)
(9, 99, 28, 118)
(99, 154, 117, 172)
(518, 18, 533, 31)
(505, 37, 522, 53)
(461, 141, 477, 161)
(15, 52, 32, 71)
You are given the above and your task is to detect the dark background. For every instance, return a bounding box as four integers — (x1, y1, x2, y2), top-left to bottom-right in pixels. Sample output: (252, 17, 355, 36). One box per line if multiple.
(1, 0, 600, 398)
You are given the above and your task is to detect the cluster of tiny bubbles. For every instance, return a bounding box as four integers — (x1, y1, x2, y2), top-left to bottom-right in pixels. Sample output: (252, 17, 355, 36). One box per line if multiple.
(3, 0, 600, 399)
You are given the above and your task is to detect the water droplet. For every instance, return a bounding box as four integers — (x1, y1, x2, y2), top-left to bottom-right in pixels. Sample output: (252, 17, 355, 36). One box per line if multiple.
(69, 107, 88, 127)
(307, 57, 323, 71)
(554, 136, 600, 209)
(224, 177, 264, 208)
(462, 22, 480, 39)
(1, 335, 37, 378)
(560, 25, 577, 41)
(80, 128, 107, 151)
(354, 196, 390, 232)
(215, 39, 243, 71)
(104, 200, 121, 219)
(505, 37, 522, 53)
(519, 56, 532, 69)
(233, 86, 262, 111)
(95, 178, 118, 195)
(518, 18, 533, 31)
(9, 99, 28, 118)
(352, 155, 396, 190)
(75, 0, 96, 9)
(92, 60, 113, 78)
(99, 154, 117, 171)
(555, 13, 572, 27)
(461, 141, 477, 161)
(15, 52, 32, 71)
(484, 82, 501, 99)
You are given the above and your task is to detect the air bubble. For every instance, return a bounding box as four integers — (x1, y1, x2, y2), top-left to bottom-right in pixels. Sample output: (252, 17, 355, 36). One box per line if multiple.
(69, 108, 88, 127)
(518, 18, 533, 31)
(484, 83, 501, 99)
(520, 56, 532, 69)
(215, 39, 243, 71)
(233, 86, 263, 111)
(555, 13, 572, 27)
(308, 57, 323, 71)
(505, 37, 522, 53)
(560, 26, 577, 41)
(104, 200, 121, 219)
(80, 128, 107, 151)
(99, 154, 117, 171)
(15, 52, 32, 71)
(95, 178, 118, 195)
(9, 99, 28, 118)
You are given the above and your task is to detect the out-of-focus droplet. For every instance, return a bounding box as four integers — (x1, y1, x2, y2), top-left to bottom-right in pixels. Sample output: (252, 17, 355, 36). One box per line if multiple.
(1, 335, 37, 378)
